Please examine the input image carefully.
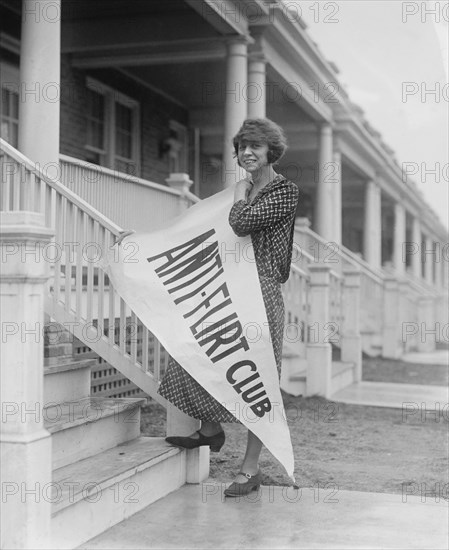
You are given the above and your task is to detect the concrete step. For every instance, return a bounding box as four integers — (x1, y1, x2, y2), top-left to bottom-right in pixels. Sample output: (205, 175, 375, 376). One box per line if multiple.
(44, 359, 95, 404)
(77, 482, 448, 550)
(51, 437, 185, 550)
(45, 397, 146, 469)
(280, 350, 307, 397)
(331, 361, 355, 394)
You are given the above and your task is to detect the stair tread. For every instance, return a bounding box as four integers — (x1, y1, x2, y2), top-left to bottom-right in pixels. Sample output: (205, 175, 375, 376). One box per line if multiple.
(44, 396, 147, 433)
(51, 436, 180, 514)
(332, 361, 355, 376)
(44, 358, 96, 375)
(290, 374, 306, 382)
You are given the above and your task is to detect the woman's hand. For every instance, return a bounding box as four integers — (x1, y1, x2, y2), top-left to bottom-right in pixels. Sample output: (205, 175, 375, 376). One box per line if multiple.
(115, 229, 135, 246)
(234, 176, 253, 203)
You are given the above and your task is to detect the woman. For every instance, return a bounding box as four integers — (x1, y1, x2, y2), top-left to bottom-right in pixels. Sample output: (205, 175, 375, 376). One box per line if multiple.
(158, 118, 299, 496)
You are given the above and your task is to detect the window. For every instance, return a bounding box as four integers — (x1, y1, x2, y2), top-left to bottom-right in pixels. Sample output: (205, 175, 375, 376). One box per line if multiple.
(1, 63, 19, 148)
(86, 77, 140, 176)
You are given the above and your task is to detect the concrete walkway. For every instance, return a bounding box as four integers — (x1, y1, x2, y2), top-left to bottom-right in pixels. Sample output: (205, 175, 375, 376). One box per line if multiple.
(331, 380, 448, 409)
(78, 483, 448, 549)
(401, 349, 449, 366)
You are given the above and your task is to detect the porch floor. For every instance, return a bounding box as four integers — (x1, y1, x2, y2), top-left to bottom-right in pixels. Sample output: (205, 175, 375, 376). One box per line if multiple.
(78, 483, 447, 549)
(331, 380, 448, 409)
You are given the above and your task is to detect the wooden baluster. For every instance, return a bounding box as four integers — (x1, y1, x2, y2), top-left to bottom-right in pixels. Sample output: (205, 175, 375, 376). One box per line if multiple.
(12, 162, 20, 210)
(53, 192, 63, 303)
(119, 298, 126, 354)
(97, 225, 106, 341)
(142, 327, 149, 373)
(154, 339, 161, 382)
(86, 217, 95, 324)
(130, 313, 138, 364)
(76, 207, 84, 320)
(64, 200, 73, 313)
(1, 155, 11, 211)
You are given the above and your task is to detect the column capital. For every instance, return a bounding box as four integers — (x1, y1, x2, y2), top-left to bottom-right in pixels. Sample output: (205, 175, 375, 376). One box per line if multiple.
(319, 121, 334, 133)
(248, 50, 267, 64)
(226, 34, 252, 49)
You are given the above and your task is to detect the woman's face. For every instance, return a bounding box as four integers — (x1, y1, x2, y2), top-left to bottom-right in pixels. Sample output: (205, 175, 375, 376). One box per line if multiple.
(237, 141, 269, 172)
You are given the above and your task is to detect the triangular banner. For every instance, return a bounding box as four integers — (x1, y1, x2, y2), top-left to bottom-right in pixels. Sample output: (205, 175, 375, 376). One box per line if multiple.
(105, 186, 295, 478)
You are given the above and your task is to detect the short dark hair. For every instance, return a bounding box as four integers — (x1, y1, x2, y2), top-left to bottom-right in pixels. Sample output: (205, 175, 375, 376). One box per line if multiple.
(233, 118, 288, 165)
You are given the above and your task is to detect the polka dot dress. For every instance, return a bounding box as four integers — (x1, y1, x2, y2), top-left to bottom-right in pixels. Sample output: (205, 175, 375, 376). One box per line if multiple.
(157, 175, 299, 422)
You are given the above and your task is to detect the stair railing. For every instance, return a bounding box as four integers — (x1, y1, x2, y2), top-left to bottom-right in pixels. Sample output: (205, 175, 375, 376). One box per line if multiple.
(1, 138, 178, 405)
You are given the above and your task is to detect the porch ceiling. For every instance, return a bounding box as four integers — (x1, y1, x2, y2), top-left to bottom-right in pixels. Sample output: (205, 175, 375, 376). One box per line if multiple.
(61, 0, 222, 54)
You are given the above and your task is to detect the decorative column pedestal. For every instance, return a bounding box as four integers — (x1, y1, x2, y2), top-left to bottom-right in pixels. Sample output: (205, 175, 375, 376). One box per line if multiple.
(341, 267, 362, 382)
(417, 296, 437, 353)
(382, 276, 402, 358)
(1, 212, 54, 549)
(306, 264, 332, 398)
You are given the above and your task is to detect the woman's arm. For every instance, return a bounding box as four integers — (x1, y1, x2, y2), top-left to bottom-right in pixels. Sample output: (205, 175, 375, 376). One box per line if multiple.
(229, 180, 298, 237)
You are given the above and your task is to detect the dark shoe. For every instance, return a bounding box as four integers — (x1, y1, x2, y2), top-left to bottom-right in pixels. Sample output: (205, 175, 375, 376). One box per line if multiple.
(224, 471, 261, 497)
(165, 430, 225, 452)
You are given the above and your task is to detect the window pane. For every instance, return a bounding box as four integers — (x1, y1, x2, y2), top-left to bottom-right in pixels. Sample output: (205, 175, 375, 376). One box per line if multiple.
(1, 121, 9, 141)
(1, 88, 9, 116)
(116, 130, 132, 159)
(11, 91, 19, 119)
(115, 103, 133, 160)
(86, 89, 105, 151)
(10, 123, 18, 148)
(115, 103, 132, 132)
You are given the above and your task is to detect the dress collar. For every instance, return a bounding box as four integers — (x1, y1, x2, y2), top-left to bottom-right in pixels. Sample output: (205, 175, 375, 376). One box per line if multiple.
(249, 173, 286, 203)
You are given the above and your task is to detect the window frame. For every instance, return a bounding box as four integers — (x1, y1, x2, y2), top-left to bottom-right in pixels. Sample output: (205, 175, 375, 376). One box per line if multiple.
(0, 62, 20, 148)
(86, 77, 141, 176)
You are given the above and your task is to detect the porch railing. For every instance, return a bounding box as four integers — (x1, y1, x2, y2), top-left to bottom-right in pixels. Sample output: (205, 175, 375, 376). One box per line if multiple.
(1, 139, 182, 406)
(59, 154, 198, 233)
(295, 222, 385, 353)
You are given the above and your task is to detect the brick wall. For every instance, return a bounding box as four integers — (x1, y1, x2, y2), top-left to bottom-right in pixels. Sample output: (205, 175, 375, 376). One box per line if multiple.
(60, 55, 189, 185)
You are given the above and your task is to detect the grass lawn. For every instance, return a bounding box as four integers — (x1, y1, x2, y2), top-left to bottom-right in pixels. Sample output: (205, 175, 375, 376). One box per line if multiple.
(140, 357, 448, 497)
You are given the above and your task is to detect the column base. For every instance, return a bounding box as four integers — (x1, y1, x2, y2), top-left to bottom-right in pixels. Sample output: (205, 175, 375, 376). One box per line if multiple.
(1, 431, 52, 549)
(306, 343, 332, 398)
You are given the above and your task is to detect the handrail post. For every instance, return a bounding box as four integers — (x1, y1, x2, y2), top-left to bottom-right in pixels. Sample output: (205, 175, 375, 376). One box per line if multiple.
(166, 408, 210, 483)
(341, 267, 362, 381)
(417, 296, 437, 353)
(399, 280, 415, 353)
(382, 275, 402, 358)
(1, 212, 54, 549)
(166, 173, 193, 213)
(306, 263, 332, 397)
(294, 217, 311, 254)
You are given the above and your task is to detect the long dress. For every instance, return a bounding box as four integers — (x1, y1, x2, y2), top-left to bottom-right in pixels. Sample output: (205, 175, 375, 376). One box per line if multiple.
(157, 174, 299, 422)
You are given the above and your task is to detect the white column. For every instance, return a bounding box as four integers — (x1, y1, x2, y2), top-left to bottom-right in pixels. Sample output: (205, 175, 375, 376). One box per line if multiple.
(1, 212, 54, 549)
(247, 52, 266, 119)
(222, 37, 248, 188)
(363, 180, 382, 270)
(332, 150, 342, 246)
(315, 123, 333, 241)
(411, 217, 421, 278)
(393, 202, 406, 276)
(434, 240, 442, 288)
(19, 0, 61, 172)
(424, 234, 434, 284)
